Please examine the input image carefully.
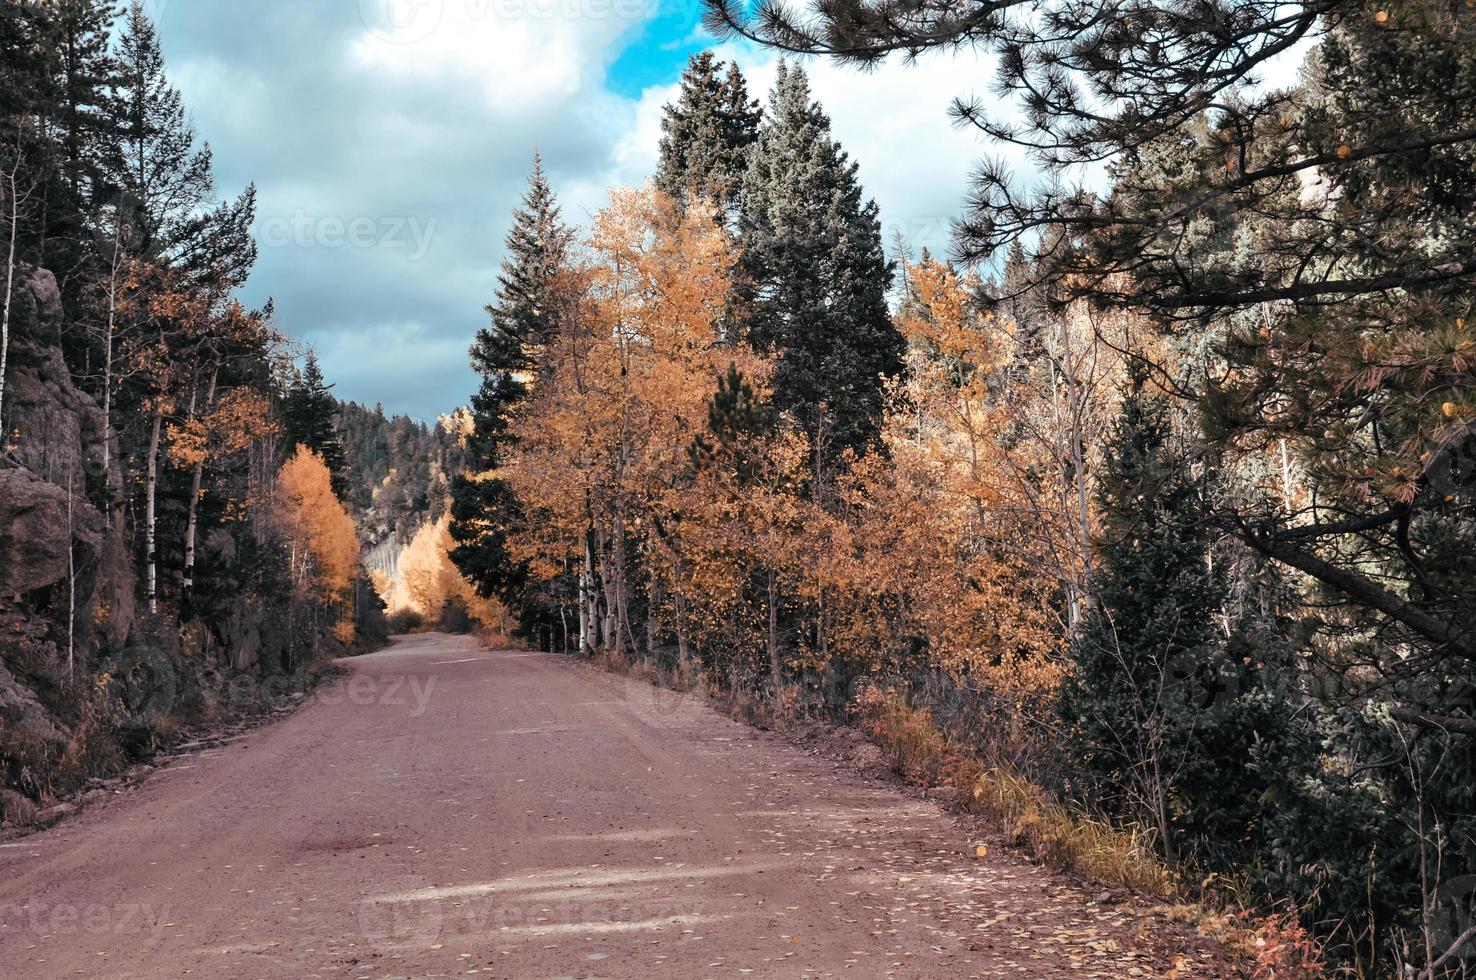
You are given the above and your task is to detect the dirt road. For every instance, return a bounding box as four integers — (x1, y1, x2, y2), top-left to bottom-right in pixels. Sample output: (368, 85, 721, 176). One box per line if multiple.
(0, 633, 1226, 978)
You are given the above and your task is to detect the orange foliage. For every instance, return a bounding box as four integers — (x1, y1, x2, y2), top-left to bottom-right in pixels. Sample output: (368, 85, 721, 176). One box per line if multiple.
(168, 388, 278, 469)
(500, 189, 770, 648)
(493, 203, 1114, 708)
(276, 446, 359, 603)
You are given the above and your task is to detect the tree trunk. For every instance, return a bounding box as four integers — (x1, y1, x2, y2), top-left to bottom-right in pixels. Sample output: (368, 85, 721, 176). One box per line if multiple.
(182, 365, 218, 612)
(580, 528, 598, 655)
(767, 568, 780, 678)
(601, 562, 620, 656)
(577, 575, 589, 653)
(646, 573, 662, 660)
(674, 586, 690, 672)
(145, 408, 163, 615)
(0, 161, 18, 430)
(613, 509, 635, 655)
(100, 221, 124, 515)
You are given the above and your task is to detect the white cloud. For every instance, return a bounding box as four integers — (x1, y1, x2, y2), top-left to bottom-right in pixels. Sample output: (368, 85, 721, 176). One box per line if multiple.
(347, 0, 644, 108)
(166, 1, 1308, 419)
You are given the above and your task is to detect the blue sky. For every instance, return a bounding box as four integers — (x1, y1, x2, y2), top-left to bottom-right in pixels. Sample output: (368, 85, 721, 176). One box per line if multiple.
(144, 0, 1017, 420)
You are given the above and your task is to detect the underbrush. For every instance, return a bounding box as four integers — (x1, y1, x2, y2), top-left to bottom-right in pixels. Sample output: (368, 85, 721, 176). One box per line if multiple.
(847, 684, 1328, 978)
(1, 605, 348, 824)
(847, 684, 1174, 897)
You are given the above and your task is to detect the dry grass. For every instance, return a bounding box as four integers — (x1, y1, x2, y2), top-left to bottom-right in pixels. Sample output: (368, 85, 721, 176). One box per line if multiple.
(848, 684, 1174, 897)
(846, 686, 1331, 975)
(474, 628, 525, 650)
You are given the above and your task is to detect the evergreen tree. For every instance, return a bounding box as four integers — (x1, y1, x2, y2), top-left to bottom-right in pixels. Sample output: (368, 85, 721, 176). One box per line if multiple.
(655, 52, 759, 215)
(712, 0, 1476, 668)
(44, 0, 118, 204)
(0, 3, 41, 124)
(284, 352, 348, 498)
(1059, 365, 1275, 864)
(449, 156, 573, 609)
(737, 62, 903, 474)
(689, 363, 777, 485)
(100, 2, 255, 290)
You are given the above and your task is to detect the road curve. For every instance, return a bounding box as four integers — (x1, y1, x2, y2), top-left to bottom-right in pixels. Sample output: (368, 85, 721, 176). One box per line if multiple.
(0, 633, 1225, 978)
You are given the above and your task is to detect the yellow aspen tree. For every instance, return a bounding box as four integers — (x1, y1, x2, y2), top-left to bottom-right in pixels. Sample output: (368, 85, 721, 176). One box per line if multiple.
(276, 445, 359, 605)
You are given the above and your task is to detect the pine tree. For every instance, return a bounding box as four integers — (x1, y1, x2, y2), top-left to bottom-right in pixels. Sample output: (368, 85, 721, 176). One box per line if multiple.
(44, 0, 118, 205)
(655, 52, 759, 216)
(467, 153, 570, 455)
(1059, 365, 1284, 864)
(284, 352, 348, 498)
(737, 62, 903, 475)
(449, 156, 573, 607)
(100, 2, 255, 290)
(689, 362, 777, 485)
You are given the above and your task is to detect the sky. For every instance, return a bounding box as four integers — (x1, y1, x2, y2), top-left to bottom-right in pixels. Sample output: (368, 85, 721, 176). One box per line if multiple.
(138, 0, 1002, 420)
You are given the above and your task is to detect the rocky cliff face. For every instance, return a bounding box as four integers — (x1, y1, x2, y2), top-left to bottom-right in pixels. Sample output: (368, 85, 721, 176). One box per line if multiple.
(1, 267, 137, 816)
(4, 270, 110, 483)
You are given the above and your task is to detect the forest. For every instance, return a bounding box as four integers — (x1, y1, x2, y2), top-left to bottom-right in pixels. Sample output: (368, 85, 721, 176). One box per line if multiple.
(0, 1, 394, 823)
(0, 0, 1471, 975)
(445, 11, 1476, 976)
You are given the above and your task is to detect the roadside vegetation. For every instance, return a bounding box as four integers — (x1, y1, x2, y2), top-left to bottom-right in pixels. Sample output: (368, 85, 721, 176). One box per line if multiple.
(448, 37, 1476, 977)
(0, 3, 388, 826)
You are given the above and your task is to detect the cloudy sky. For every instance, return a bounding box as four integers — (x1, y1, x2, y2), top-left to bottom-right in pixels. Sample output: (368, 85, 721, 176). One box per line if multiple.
(144, 1, 1045, 419)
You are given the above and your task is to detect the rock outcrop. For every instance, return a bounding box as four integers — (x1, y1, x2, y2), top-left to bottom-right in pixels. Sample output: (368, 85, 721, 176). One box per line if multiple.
(0, 466, 106, 595)
(1, 266, 134, 643)
(4, 267, 111, 489)
(2, 265, 136, 813)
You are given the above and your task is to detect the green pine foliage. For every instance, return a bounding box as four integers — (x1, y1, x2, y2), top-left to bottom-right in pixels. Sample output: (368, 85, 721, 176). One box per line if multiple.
(737, 62, 904, 474)
(449, 156, 574, 627)
(689, 362, 778, 485)
(655, 52, 760, 216)
(1060, 366, 1295, 868)
(283, 352, 348, 499)
(101, 2, 256, 290)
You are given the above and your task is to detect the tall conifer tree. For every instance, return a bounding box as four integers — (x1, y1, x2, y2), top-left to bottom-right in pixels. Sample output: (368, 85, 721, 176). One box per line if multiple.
(1060, 366, 1288, 865)
(655, 52, 759, 215)
(450, 156, 573, 607)
(284, 352, 348, 498)
(737, 62, 903, 474)
(101, 2, 255, 290)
